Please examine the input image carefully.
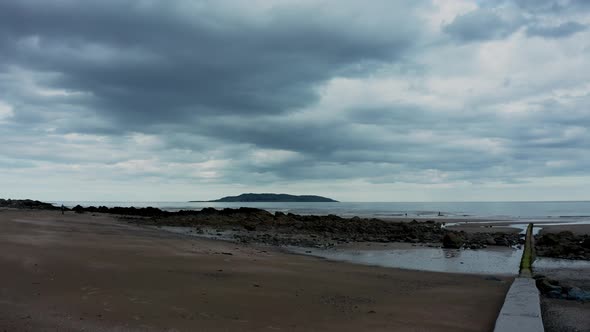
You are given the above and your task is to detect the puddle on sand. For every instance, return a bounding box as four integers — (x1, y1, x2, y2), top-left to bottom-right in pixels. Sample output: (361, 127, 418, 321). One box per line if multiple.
(291, 246, 523, 275)
(534, 257, 590, 270)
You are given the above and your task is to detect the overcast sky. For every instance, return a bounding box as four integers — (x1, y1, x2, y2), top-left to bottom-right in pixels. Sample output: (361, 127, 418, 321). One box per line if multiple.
(1, 0, 589, 202)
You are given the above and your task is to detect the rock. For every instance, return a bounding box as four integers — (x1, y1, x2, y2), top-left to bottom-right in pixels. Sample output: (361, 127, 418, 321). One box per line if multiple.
(567, 287, 590, 302)
(494, 237, 510, 246)
(0, 199, 61, 210)
(442, 233, 464, 249)
(73, 205, 85, 213)
(243, 224, 256, 231)
(484, 276, 502, 282)
(536, 278, 562, 294)
(536, 232, 590, 260)
(546, 290, 563, 299)
(537, 233, 561, 246)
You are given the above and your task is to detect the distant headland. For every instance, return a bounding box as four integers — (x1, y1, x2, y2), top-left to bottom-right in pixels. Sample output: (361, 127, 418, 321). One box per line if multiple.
(190, 193, 338, 203)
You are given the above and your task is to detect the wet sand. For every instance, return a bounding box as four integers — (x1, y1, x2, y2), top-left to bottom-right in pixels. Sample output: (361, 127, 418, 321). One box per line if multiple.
(542, 298, 590, 332)
(0, 209, 511, 331)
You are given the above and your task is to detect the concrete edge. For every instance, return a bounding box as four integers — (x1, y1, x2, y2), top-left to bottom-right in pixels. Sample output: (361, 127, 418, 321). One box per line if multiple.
(493, 277, 544, 332)
(494, 223, 544, 332)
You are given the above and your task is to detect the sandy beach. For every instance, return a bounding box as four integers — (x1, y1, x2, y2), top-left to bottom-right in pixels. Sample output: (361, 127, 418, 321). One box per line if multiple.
(0, 209, 512, 331)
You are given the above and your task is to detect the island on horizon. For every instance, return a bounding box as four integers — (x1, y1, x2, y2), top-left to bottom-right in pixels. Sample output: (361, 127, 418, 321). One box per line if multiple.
(190, 193, 338, 203)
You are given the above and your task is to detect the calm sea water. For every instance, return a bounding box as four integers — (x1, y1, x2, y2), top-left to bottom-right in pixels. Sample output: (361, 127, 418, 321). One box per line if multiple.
(52, 200, 590, 222)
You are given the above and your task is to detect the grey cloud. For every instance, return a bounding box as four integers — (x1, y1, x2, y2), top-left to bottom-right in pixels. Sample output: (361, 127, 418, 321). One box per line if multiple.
(443, 2, 589, 42)
(442, 8, 525, 42)
(515, 0, 590, 13)
(526, 21, 587, 38)
(1, 0, 590, 199)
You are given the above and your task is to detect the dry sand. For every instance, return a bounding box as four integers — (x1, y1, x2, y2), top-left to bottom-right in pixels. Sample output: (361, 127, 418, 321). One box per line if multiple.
(0, 209, 511, 331)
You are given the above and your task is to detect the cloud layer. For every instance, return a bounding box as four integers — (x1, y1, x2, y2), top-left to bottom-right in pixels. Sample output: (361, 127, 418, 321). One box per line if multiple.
(1, 0, 589, 201)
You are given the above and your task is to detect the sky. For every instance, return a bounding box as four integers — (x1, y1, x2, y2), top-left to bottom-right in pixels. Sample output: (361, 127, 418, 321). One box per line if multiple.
(1, 0, 590, 202)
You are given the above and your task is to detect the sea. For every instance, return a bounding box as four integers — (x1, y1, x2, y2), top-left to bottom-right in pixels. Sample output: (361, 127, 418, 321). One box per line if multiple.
(51, 200, 590, 223)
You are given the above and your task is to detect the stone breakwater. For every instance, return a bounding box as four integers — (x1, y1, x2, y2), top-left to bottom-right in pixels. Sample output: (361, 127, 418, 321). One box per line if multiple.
(68, 205, 522, 248)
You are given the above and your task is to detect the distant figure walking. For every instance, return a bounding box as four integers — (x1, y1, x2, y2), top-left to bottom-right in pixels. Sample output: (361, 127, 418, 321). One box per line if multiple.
(438, 211, 442, 217)
(61, 204, 65, 215)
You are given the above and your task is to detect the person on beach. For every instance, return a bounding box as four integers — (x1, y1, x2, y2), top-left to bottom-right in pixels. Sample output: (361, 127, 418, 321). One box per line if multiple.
(61, 204, 65, 215)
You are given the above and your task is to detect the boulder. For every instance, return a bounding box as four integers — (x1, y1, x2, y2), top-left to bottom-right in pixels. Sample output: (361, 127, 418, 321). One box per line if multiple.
(536, 277, 561, 294)
(567, 287, 590, 302)
(243, 223, 256, 231)
(485, 237, 496, 246)
(442, 233, 464, 249)
(494, 237, 510, 246)
(72, 205, 85, 213)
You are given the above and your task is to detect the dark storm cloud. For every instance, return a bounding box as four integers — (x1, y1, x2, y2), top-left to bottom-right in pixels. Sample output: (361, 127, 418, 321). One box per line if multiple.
(0, 0, 421, 128)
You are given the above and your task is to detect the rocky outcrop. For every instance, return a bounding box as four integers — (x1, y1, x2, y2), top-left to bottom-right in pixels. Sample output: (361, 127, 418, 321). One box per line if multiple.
(72, 205, 168, 217)
(62, 204, 523, 248)
(157, 213, 446, 245)
(0, 199, 59, 210)
(535, 231, 590, 260)
(441, 231, 521, 250)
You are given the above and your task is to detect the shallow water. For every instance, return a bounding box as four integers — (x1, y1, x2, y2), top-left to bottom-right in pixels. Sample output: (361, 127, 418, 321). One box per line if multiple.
(290, 246, 523, 275)
(154, 225, 524, 275)
(534, 257, 590, 270)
